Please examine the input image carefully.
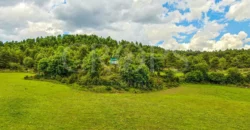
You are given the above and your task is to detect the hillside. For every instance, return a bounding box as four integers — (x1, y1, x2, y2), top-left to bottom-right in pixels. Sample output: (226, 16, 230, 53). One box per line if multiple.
(1, 35, 250, 91)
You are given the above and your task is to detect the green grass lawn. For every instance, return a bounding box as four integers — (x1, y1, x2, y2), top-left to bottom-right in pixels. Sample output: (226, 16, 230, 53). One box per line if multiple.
(1, 73, 250, 130)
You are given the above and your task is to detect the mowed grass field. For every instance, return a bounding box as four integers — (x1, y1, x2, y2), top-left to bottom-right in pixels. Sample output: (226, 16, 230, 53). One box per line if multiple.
(1, 73, 250, 130)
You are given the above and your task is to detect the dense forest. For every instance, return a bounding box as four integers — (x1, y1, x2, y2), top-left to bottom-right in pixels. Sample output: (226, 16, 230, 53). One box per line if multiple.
(1, 34, 250, 91)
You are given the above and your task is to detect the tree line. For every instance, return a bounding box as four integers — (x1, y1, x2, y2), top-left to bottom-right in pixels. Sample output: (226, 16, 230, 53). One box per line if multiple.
(0, 34, 250, 91)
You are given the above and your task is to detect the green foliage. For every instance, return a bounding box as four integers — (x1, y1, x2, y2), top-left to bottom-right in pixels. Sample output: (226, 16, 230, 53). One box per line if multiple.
(0, 50, 12, 68)
(245, 73, 250, 83)
(194, 62, 209, 80)
(226, 68, 244, 84)
(23, 57, 34, 68)
(1, 34, 250, 89)
(82, 51, 102, 78)
(145, 54, 164, 75)
(219, 58, 227, 70)
(0, 41, 3, 46)
(185, 70, 205, 83)
(165, 52, 176, 67)
(163, 69, 180, 87)
(38, 58, 49, 74)
(120, 61, 151, 90)
(8, 62, 24, 71)
(210, 57, 219, 70)
(208, 72, 226, 84)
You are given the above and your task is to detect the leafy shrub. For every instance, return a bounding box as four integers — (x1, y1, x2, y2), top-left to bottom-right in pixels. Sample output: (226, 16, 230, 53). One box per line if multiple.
(55, 75, 62, 81)
(208, 72, 226, 84)
(91, 86, 108, 93)
(23, 57, 35, 68)
(106, 86, 112, 91)
(24, 75, 30, 80)
(164, 70, 175, 82)
(163, 70, 180, 87)
(78, 75, 102, 86)
(8, 62, 24, 71)
(226, 68, 244, 84)
(67, 74, 78, 84)
(34, 74, 42, 79)
(244, 73, 250, 83)
(194, 63, 209, 81)
(185, 70, 204, 83)
(100, 74, 121, 86)
(61, 78, 68, 84)
(148, 77, 164, 90)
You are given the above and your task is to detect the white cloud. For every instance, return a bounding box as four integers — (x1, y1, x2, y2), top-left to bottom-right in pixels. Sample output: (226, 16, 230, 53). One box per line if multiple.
(226, 0, 250, 21)
(184, 0, 213, 21)
(213, 31, 249, 50)
(187, 19, 227, 51)
(211, 0, 236, 12)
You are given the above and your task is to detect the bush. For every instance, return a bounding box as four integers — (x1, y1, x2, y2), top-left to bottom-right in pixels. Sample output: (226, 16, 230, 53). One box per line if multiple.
(78, 75, 102, 86)
(148, 77, 164, 90)
(23, 57, 35, 68)
(8, 62, 24, 71)
(226, 68, 244, 84)
(245, 73, 250, 83)
(55, 75, 62, 81)
(164, 70, 175, 81)
(185, 70, 204, 83)
(208, 72, 226, 84)
(100, 74, 121, 86)
(68, 74, 78, 84)
(24, 75, 30, 80)
(61, 78, 68, 84)
(34, 74, 42, 79)
(163, 70, 180, 87)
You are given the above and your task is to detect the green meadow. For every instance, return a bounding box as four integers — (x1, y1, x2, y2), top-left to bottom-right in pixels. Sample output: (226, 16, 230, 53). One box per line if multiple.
(1, 73, 250, 130)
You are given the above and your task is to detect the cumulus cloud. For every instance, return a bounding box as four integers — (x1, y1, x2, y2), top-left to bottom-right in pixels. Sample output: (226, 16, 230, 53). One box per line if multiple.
(188, 19, 227, 51)
(226, 0, 250, 21)
(211, 0, 236, 12)
(213, 31, 249, 50)
(0, 0, 250, 51)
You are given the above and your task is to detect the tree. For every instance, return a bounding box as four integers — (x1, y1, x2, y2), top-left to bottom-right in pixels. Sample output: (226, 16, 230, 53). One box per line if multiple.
(165, 52, 176, 67)
(210, 57, 219, 71)
(47, 55, 70, 76)
(185, 70, 204, 83)
(82, 51, 102, 78)
(0, 41, 3, 46)
(219, 58, 227, 70)
(37, 58, 49, 75)
(145, 55, 164, 75)
(194, 62, 209, 81)
(120, 63, 150, 89)
(78, 45, 89, 59)
(202, 53, 210, 65)
(0, 50, 12, 69)
(23, 57, 35, 68)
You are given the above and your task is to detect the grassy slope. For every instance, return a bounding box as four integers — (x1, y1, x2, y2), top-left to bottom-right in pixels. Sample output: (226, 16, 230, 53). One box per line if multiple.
(0, 73, 250, 130)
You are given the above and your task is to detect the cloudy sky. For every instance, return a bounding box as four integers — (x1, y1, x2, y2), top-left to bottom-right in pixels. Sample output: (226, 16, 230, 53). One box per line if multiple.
(0, 0, 250, 51)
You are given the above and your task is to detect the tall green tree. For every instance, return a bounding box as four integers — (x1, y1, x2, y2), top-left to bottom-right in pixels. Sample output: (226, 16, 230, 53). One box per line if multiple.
(82, 51, 102, 78)
(219, 58, 227, 70)
(210, 57, 219, 71)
